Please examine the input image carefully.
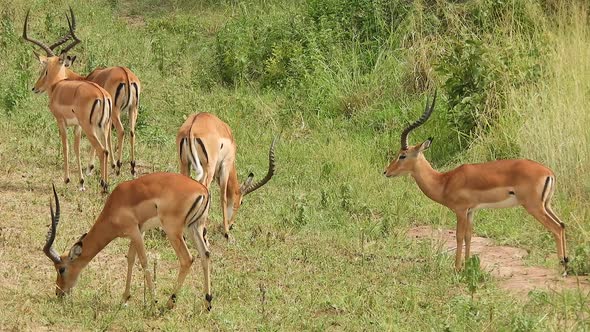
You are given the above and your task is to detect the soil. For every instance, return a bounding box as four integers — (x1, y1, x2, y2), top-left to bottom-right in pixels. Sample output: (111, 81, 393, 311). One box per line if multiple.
(408, 225, 590, 297)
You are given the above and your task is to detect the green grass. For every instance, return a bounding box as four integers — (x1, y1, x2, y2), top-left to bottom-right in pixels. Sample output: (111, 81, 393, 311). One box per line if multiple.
(0, 0, 589, 330)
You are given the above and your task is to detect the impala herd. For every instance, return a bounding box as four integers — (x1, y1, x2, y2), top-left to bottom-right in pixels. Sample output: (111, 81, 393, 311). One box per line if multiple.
(21, 7, 570, 311)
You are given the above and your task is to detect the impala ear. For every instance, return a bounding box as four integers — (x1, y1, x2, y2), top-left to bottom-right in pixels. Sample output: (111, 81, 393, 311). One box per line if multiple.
(68, 243, 83, 261)
(419, 137, 433, 151)
(64, 55, 76, 67)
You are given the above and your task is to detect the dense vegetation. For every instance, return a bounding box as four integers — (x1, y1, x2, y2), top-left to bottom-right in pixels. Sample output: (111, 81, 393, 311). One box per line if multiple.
(0, 0, 588, 330)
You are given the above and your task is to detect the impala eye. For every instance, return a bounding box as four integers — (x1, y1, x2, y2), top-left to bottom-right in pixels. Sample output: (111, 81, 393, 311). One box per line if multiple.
(58, 267, 66, 274)
(399, 155, 406, 160)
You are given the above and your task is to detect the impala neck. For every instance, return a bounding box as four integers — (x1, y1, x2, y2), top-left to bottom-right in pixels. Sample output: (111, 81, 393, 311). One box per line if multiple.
(410, 155, 445, 204)
(70, 221, 115, 271)
(45, 66, 68, 96)
(227, 166, 241, 203)
(65, 68, 85, 80)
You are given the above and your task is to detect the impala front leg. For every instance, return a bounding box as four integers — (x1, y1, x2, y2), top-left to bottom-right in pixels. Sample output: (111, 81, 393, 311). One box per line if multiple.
(73, 126, 86, 191)
(122, 242, 137, 303)
(465, 209, 474, 261)
(57, 121, 70, 184)
(454, 210, 469, 271)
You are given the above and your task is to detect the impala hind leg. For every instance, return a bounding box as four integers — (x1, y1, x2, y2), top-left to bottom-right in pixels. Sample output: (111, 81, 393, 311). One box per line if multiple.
(86, 148, 96, 176)
(523, 204, 567, 273)
(123, 242, 137, 303)
(73, 126, 86, 191)
(188, 224, 212, 311)
(57, 122, 70, 184)
(112, 109, 125, 176)
(163, 227, 194, 309)
(86, 133, 109, 193)
(129, 105, 138, 177)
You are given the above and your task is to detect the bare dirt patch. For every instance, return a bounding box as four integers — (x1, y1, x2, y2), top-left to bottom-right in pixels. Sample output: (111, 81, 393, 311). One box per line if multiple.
(408, 225, 590, 297)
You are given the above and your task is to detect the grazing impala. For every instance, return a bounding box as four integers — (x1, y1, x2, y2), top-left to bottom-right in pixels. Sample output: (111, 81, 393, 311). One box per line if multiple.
(176, 112, 276, 239)
(47, 7, 141, 176)
(43, 173, 213, 310)
(23, 10, 112, 192)
(384, 90, 568, 274)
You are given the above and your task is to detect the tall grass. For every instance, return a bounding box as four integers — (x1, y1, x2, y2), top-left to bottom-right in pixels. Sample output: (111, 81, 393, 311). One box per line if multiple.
(515, 4, 590, 198)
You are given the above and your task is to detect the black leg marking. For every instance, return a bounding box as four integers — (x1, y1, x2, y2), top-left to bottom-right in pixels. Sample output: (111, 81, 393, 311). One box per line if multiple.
(224, 233, 229, 240)
(88, 164, 95, 171)
(196, 138, 208, 163)
(65, 178, 70, 184)
(79, 179, 84, 186)
(203, 227, 207, 238)
(117, 160, 122, 168)
(560, 222, 565, 229)
(205, 251, 210, 258)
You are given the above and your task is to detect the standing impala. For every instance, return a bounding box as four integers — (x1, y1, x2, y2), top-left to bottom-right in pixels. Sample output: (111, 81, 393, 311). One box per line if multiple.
(176, 112, 276, 239)
(43, 173, 213, 310)
(47, 7, 141, 176)
(384, 90, 568, 274)
(23, 10, 112, 192)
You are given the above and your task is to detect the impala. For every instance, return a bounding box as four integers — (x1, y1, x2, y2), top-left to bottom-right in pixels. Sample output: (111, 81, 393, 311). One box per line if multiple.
(384, 90, 568, 274)
(176, 112, 276, 239)
(48, 7, 141, 176)
(43, 173, 213, 310)
(24, 10, 112, 192)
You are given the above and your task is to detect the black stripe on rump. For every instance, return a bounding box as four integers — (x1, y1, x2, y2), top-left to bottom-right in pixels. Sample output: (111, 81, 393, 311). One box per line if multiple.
(114, 83, 125, 108)
(196, 138, 208, 163)
(107, 99, 112, 121)
(89, 99, 100, 125)
(188, 194, 209, 228)
(132, 82, 139, 105)
(541, 177, 551, 202)
(179, 137, 186, 160)
(185, 195, 204, 224)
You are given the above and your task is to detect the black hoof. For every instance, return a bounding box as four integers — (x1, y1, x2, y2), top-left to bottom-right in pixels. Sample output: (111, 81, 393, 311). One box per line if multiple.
(205, 293, 212, 311)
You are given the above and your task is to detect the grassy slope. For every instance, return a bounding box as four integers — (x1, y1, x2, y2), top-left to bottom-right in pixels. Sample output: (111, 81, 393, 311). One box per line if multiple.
(0, 0, 588, 330)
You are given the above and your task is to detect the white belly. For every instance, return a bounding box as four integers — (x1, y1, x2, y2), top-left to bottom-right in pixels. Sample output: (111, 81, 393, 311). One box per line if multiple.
(473, 196, 519, 210)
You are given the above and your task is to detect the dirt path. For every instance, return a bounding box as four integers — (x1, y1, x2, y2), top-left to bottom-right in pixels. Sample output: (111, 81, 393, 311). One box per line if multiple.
(408, 226, 590, 297)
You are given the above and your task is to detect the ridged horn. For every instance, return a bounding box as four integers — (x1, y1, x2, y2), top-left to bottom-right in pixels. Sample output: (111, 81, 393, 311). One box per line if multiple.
(49, 6, 77, 51)
(22, 9, 55, 57)
(241, 136, 277, 196)
(400, 89, 437, 150)
(59, 8, 80, 55)
(43, 184, 62, 265)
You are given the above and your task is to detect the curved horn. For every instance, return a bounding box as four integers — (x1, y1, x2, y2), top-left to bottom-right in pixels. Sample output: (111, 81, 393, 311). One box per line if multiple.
(43, 184, 62, 264)
(59, 8, 80, 55)
(400, 88, 437, 150)
(241, 136, 277, 196)
(22, 9, 55, 57)
(49, 6, 76, 51)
